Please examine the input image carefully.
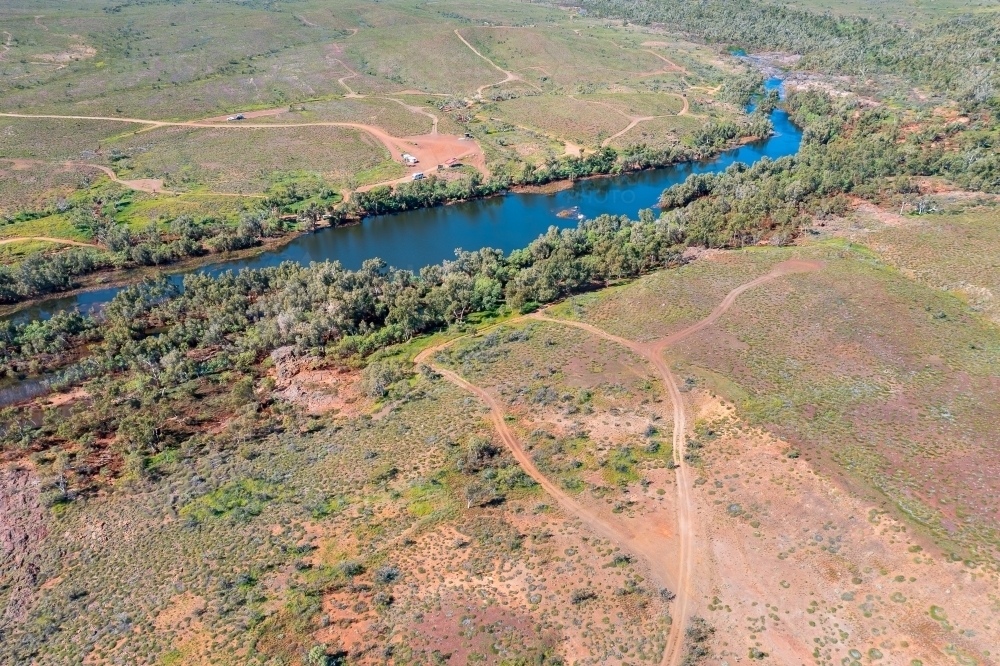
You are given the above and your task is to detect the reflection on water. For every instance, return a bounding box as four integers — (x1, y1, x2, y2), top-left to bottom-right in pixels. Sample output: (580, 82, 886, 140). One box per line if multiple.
(9, 82, 799, 324)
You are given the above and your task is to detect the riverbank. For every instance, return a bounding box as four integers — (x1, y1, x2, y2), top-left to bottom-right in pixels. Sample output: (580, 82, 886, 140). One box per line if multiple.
(2, 96, 796, 323)
(0, 152, 694, 321)
(0, 147, 738, 321)
(0, 230, 315, 321)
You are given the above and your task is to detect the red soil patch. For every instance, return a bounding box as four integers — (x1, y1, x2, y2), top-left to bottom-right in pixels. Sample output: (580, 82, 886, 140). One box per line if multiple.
(0, 466, 47, 625)
(269, 346, 368, 416)
(356, 133, 487, 193)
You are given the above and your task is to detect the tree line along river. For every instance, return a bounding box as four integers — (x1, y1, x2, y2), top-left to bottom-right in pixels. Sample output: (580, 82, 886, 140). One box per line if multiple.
(6, 80, 800, 325)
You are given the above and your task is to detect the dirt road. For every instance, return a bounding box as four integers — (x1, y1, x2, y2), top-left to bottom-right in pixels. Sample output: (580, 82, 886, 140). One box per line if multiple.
(0, 31, 12, 62)
(415, 259, 822, 665)
(568, 92, 691, 147)
(0, 236, 95, 248)
(568, 95, 650, 148)
(382, 97, 439, 134)
(454, 29, 523, 97)
(535, 258, 822, 666)
(611, 40, 690, 78)
(2, 158, 172, 194)
(678, 95, 689, 116)
(414, 327, 685, 602)
(641, 49, 689, 76)
(0, 112, 487, 193)
(333, 58, 362, 97)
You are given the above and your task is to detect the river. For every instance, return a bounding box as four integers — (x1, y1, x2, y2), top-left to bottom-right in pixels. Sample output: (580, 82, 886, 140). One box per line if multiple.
(7, 80, 800, 324)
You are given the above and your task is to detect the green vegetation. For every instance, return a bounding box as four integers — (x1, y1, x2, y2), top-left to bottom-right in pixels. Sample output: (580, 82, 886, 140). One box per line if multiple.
(180, 478, 281, 524)
(1, 0, 761, 286)
(842, 206, 1000, 325)
(0, 210, 298, 305)
(583, 0, 1000, 105)
(657, 89, 999, 247)
(4, 0, 1000, 663)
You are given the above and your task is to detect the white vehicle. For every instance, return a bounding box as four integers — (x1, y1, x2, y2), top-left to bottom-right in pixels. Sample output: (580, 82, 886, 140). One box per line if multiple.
(412, 172, 424, 180)
(227, 114, 245, 121)
(226, 116, 237, 122)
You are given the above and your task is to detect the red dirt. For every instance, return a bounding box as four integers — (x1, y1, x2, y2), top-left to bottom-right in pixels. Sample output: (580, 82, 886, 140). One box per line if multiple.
(196, 108, 285, 123)
(534, 259, 823, 666)
(0, 112, 488, 194)
(0, 466, 47, 625)
(2, 157, 171, 194)
(418, 259, 824, 666)
(356, 132, 486, 193)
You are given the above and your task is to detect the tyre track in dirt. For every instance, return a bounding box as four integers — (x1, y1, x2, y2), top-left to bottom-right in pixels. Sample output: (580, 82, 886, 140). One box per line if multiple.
(526, 312, 693, 665)
(533, 258, 822, 666)
(0, 112, 486, 194)
(601, 116, 658, 148)
(640, 49, 689, 76)
(413, 327, 687, 625)
(0, 236, 95, 248)
(0, 31, 12, 62)
(333, 58, 361, 97)
(566, 95, 660, 148)
(610, 40, 690, 77)
(560, 91, 691, 148)
(380, 96, 439, 135)
(454, 29, 532, 98)
(415, 259, 821, 665)
(1, 157, 173, 194)
(417, 351, 655, 551)
(2, 158, 271, 197)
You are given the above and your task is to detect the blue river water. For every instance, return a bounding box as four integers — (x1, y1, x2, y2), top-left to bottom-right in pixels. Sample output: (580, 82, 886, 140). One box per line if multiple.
(8, 80, 800, 323)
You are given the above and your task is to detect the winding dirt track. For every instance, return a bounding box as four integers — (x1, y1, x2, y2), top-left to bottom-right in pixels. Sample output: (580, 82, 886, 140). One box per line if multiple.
(454, 29, 524, 97)
(601, 116, 656, 147)
(567, 95, 657, 148)
(678, 95, 690, 116)
(640, 49, 689, 76)
(333, 58, 361, 97)
(415, 259, 822, 666)
(564, 92, 692, 147)
(415, 337, 659, 551)
(0, 31, 12, 62)
(0, 236, 95, 248)
(2, 157, 174, 194)
(381, 96, 439, 134)
(0, 111, 486, 193)
(611, 40, 690, 78)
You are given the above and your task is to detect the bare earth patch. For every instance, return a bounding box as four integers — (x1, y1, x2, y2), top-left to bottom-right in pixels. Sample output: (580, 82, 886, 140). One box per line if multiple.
(682, 390, 999, 665)
(270, 345, 368, 416)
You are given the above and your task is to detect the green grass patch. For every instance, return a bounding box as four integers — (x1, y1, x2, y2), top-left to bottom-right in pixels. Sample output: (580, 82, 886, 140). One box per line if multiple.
(0, 213, 91, 243)
(180, 478, 280, 524)
(0, 239, 65, 262)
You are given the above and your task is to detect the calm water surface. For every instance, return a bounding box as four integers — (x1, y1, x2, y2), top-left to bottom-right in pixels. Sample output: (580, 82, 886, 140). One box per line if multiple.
(9, 81, 800, 323)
